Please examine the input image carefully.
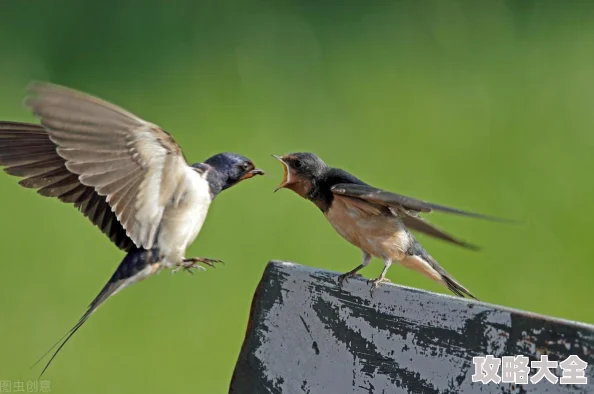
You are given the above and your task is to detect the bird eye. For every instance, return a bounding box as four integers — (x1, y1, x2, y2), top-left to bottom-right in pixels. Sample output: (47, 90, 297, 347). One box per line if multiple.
(294, 160, 302, 168)
(242, 162, 251, 171)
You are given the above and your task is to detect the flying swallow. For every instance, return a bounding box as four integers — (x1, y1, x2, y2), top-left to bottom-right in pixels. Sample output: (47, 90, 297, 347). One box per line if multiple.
(273, 152, 509, 299)
(0, 82, 264, 376)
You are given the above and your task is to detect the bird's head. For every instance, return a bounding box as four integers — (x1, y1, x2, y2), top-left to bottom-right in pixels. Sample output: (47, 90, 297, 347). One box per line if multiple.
(272, 152, 328, 198)
(202, 153, 264, 195)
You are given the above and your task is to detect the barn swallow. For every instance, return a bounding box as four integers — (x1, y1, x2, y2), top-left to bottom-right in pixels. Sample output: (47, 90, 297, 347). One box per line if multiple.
(273, 152, 508, 299)
(0, 82, 264, 376)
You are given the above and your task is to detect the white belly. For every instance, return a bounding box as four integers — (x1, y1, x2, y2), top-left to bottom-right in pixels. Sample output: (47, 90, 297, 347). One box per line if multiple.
(157, 167, 212, 264)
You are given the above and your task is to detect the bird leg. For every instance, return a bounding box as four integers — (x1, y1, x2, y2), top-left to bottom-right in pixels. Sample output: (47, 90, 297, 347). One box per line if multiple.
(338, 251, 372, 287)
(171, 257, 224, 274)
(367, 259, 392, 296)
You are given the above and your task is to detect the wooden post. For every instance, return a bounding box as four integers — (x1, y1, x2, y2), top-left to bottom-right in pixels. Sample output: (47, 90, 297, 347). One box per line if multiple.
(230, 261, 594, 394)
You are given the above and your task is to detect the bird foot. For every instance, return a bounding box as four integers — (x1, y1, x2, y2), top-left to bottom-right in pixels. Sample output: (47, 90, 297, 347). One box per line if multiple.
(171, 257, 224, 274)
(367, 276, 391, 296)
(184, 256, 224, 268)
(337, 272, 363, 287)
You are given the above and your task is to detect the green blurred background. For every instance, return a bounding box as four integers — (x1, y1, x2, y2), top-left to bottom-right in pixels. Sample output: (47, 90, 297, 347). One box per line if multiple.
(0, 0, 593, 392)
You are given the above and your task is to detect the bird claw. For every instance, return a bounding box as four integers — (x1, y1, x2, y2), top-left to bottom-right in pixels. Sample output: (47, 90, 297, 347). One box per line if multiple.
(171, 262, 207, 275)
(337, 272, 363, 287)
(171, 257, 223, 275)
(367, 277, 391, 296)
(337, 273, 350, 287)
(183, 257, 224, 269)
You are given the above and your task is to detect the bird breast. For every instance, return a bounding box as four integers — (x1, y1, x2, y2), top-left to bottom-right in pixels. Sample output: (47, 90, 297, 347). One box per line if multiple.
(156, 166, 212, 264)
(325, 195, 411, 261)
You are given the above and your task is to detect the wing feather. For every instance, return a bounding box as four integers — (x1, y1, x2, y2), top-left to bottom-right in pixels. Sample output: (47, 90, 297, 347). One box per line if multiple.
(60, 149, 130, 164)
(331, 183, 508, 221)
(330, 182, 503, 250)
(6, 157, 66, 177)
(0, 121, 134, 252)
(398, 209, 480, 250)
(25, 82, 189, 250)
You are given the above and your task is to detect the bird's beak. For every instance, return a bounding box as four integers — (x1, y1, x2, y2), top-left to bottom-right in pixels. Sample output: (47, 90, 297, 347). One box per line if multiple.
(239, 168, 265, 181)
(272, 154, 290, 192)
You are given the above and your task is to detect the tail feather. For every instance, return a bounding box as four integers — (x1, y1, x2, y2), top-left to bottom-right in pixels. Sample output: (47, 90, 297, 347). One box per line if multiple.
(404, 236, 479, 300)
(441, 274, 478, 300)
(32, 248, 160, 377)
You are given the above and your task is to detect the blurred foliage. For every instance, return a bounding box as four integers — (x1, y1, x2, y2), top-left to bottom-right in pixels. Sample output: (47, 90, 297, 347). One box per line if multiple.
(0, 0, 593, 392)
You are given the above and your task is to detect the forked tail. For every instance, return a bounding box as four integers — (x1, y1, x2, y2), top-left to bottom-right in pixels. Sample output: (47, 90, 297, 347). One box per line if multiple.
(32, 248, 161, 377)
(404, 236, 479, 301)
(441, 273, 478, 300)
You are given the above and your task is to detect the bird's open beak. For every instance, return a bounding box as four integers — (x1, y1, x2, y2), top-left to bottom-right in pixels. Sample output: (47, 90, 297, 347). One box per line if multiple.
(272, 154, 290, 192)
(239, 168, 265, 181)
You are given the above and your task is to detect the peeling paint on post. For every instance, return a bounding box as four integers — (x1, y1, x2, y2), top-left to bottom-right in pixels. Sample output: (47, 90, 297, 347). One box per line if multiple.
(230, 261, 594, 394)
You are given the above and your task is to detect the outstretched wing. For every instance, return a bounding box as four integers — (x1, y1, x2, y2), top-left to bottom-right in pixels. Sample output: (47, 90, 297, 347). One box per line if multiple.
(24, 82, 191, 250)
(0, 121, 133, 251)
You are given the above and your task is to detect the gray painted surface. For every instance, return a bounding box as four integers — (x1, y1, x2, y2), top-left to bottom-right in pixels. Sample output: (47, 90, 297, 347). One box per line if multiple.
(230, 261, 594, 394)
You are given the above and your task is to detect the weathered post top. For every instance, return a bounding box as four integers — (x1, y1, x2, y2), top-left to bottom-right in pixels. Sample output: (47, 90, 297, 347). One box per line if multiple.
(230, 261, 594, 394)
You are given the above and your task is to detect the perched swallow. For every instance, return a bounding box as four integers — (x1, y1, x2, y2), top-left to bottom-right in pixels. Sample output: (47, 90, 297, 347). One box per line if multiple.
(0, 82, 264, 376)
(273, 152, 507, 299)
